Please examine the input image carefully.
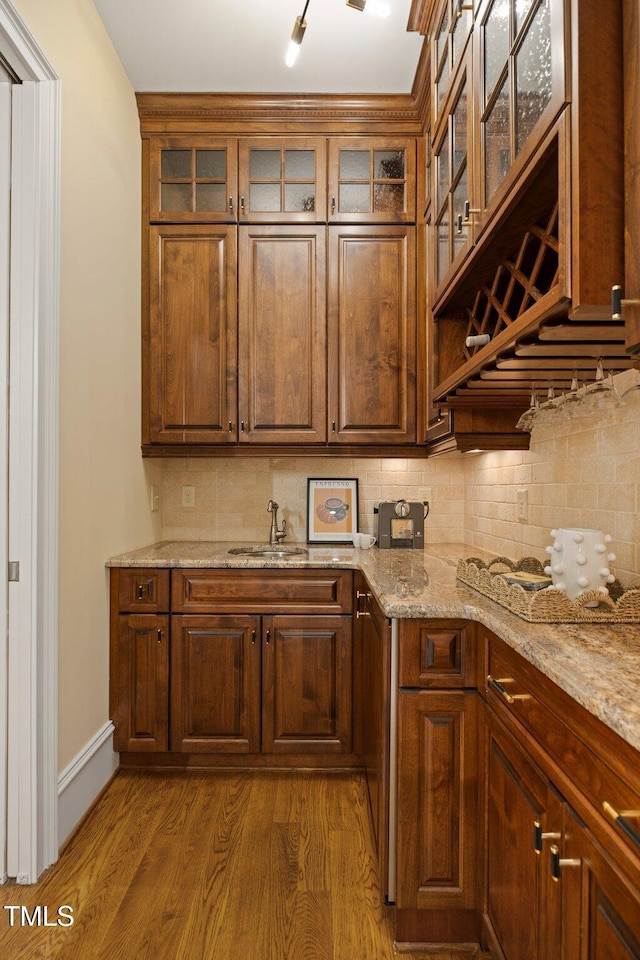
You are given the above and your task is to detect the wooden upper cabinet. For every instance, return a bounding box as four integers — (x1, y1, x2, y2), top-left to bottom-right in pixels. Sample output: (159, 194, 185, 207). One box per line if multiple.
(328, 138, 417, 223)
(238, 225, 327, 443)
(144, 224, 238, 445)
(328, 225, 417, 444)
(146, 136, 238, 223)
(238, 138, 327, 223)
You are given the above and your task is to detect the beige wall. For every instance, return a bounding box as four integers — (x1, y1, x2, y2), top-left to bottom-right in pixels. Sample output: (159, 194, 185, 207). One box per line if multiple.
(12, 0, 161, 771)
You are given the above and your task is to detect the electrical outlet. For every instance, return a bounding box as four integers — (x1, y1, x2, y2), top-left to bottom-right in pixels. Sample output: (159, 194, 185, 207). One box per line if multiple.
(181, 485, 196, 508)
(516, 488, 528, 523)
(150, 484, 160, 512)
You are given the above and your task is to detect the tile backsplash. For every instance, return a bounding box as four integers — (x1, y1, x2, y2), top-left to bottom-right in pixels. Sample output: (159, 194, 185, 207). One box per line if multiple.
(162, 455, 467, 545)
(159, 370, 640, 584)
(465, 369, 640, 584)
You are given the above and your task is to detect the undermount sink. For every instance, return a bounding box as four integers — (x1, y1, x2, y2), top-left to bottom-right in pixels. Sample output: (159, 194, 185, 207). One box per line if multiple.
(228, 546, 308, 558)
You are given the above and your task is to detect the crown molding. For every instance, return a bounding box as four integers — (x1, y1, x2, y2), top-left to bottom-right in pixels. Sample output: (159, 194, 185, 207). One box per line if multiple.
(136, 92, 423, 136)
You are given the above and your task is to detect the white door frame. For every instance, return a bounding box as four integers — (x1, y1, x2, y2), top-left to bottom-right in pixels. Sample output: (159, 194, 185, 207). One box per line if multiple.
(1, 0, 60, 883)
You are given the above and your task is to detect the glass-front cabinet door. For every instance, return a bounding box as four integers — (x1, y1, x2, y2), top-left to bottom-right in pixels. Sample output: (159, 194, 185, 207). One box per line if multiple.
(478, 0, 565, 209)
(433, 74, 472, 288)
(147, 137, 238, 222)
(328, 138, 416, 223)
(238, 138, 327, 222)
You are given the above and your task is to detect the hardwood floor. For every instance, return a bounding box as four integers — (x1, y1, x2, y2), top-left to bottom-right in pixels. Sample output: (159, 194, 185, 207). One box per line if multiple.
(0, 771, 488, 959)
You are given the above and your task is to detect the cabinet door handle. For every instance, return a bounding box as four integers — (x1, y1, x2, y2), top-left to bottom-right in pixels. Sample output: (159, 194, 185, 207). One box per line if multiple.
(240, 421, 245, 433)
(331, 196, 336, 214)
(549, 844, 581, 882)
(137, 584, 144, 601)
(251, 629, 257, 644)
(533, 820, 560, 854)
(265, 629, 271, 644)
(228, 421, 234, 432)
(487, 675, 515, 704)
(228, 196, 234, 213)
(240, 196, 245, 213)
(603, 801, 640, 849)
(157, 629, 163, 643)
(356, 589, 372, 618)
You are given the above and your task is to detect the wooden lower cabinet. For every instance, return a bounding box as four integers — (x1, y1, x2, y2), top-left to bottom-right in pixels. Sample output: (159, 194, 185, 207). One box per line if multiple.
(171, 613, 352, 755)
(111, 568, 354, 763)
(112, 614, 169, 752)
(483, 711, 563, 960)
(170, 614, 261, 753)
(562, 810, 640, 960)
(396, 689, 481, 944)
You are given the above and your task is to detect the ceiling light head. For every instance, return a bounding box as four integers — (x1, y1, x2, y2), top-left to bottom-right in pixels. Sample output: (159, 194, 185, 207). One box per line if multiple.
(347, 0, 391, 16)
(285, 15, 307, 68)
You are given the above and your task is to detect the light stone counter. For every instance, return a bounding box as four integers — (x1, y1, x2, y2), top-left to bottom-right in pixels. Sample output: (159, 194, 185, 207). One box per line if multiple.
(106, 540, 640, 753)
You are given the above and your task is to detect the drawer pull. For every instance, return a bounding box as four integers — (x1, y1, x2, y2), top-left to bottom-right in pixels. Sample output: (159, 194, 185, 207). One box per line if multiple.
(265, 629, 271, 644)
(251, 630, 257, 645)
(137, 584, 144, 601)
(603, 801, 640, 849)
(533, 820, 561, 854)
(487, 675, 515, 704)
(157, 629, 163, 644)
(550, 844, 581, 881)
(356, 590, 372, 619)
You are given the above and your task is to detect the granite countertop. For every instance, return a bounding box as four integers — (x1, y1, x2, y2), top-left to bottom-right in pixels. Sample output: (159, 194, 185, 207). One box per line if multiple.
(106, 540, 640, 753)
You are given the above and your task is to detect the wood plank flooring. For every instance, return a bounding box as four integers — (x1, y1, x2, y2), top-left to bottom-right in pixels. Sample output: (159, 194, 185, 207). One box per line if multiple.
(0, 770, 489, 959)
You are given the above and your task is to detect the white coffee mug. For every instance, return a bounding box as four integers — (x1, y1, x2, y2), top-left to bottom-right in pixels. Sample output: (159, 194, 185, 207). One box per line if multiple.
(352, 532, 376, 549)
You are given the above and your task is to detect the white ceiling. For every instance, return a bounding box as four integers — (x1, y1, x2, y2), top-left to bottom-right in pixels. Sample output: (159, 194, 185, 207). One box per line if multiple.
(92, 0, 424, 95)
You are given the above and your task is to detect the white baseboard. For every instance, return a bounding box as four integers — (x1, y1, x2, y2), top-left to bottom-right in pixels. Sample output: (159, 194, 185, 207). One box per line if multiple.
(58, 721, 119, 847)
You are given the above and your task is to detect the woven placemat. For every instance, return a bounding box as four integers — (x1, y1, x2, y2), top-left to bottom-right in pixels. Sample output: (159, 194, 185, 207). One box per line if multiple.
(456, 556, 640, 623)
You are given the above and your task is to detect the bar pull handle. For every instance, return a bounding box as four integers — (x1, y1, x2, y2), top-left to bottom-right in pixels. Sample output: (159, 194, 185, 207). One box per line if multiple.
(603, 801, 640, 849)
(550, 844, 581, 882)
(228, 421, 234, 432)
(533, 820, 561, 854)
(487, 675, 514, 704)
(228, 197, 234, 213)
(265, 629, 271, 644)
(356, 590, 372, 619)
(157, 629, 163, 644)
(331, 196, 336, 215)
(137, 584, 144, 601)
(240, 196, 245, 213)
(251, 630, 257, 645)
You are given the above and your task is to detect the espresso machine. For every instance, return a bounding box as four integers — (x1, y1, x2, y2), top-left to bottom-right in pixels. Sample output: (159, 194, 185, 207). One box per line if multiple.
(374, 499, 429, 549)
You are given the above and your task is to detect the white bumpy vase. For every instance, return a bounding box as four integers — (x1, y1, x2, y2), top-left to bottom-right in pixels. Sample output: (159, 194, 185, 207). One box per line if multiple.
(544, 528, 616, 604)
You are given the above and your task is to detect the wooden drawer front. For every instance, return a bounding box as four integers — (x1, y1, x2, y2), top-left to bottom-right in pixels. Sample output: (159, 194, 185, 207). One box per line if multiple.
(172, 569, 353, 614)
(486, 636, 640, 866)
(115, 568, 170, 612)
(399, 619, 476, 688)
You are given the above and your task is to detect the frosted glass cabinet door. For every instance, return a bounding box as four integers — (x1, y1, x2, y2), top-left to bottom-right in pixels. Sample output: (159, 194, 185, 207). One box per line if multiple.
(479, 0, 563, 208)
(147, 136, 238, 222)
(328, 138, 416, 223)
(238, 138, 327, 222)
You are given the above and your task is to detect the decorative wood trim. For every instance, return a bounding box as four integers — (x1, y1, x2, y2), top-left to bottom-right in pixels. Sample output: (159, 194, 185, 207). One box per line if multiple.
(411, 37, 431, 132)
(136, 92, 423, 137)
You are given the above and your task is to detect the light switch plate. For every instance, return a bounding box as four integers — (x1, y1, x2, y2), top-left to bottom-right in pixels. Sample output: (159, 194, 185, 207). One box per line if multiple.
(517, 488, 528, 523)
(182, 485, 196, 508)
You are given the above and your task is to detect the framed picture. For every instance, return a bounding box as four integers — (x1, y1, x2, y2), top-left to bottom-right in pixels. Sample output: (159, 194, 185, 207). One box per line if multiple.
(306, 478, 359, 544)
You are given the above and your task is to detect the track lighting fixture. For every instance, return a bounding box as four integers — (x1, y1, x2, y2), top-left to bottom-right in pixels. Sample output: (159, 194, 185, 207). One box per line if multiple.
(347, 0, 391, 15)
(285, 1, 310, 68)
(286, 0, 390, 67)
